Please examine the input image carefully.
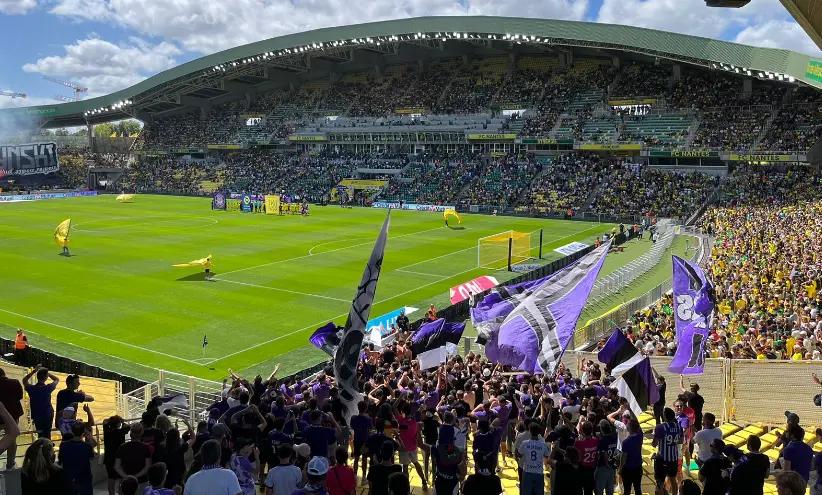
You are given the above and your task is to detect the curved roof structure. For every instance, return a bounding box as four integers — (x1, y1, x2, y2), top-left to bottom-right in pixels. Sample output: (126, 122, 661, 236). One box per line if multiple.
(2, 15, 820, 128)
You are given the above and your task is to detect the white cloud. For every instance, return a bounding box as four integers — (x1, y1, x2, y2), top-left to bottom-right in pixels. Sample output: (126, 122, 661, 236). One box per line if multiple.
(22, 37, 181, 96)
(734, 20, 821, 57)
(0, 94, 55, 109)
(0, 0, 36, 14)
(596, 0, 819, 55)
(49, 0, 589, 54)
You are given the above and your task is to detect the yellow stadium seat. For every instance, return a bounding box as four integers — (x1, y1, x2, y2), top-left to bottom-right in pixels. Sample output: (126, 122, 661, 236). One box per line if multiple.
(719, 423, 742, 436)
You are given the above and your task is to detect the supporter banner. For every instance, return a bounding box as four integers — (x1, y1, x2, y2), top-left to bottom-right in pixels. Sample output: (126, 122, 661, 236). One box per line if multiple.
(0, 143, 59, 175)
(669, 255, 715, 375)
(477, 241, 610, 374)
(0, 190, 96, 202)
(598, 328, 643, 375)
(288, 134, 327, 142)
(466, 133, 517, 141)
(264, 194, 281, 215)
(608, 98, 657, 106)
(371, 202, 454, 212)
(578, 143, 642, 151)
(728, 153, 795, 162)
(614, 357, 659, 417)
(338, 179, 388, 190)
(806, 60, 822, 84)
(211, 191, 227, 210)
(449, 276, 500, 305)
(554, 241, 590, 256)
(207, 144, 242, 150)
(649, 150, 718, 158)
(394, 107, 426, 115)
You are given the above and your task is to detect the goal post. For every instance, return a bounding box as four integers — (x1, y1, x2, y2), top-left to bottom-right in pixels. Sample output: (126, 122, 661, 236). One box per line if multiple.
(478, 229, 543, 270)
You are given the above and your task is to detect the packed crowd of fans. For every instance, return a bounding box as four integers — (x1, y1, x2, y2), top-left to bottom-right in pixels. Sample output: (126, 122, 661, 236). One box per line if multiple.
(3, 312, 821, 495)
(381, 154, 482, 205)
(600, 166, 822, 364)
(519, 153, 611, 215)
(119, 157, 214, 196)
(590, 164, 718, 220)
(458, 156, 541, 208)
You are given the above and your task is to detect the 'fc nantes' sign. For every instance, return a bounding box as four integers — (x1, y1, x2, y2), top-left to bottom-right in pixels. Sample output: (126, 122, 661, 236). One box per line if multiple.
(728, 153, 794, 162)
(650, 150, 718, 158)
(806, 60, 822, 84)
(466, 133, 517, 141)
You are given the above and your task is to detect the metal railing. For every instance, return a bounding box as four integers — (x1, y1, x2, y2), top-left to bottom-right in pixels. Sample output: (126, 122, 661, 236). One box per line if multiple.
(123, 370, 222, 426)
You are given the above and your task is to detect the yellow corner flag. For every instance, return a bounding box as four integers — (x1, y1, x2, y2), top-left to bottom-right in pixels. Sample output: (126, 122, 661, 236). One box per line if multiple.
(173, 255, 212, 269)
(54, 219, 71, 247)
(116, 193, 135, 203)
(443, 208, 461, 224)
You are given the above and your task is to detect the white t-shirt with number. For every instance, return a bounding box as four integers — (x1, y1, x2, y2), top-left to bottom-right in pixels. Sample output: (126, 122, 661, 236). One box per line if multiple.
(518, 437, 550, 475)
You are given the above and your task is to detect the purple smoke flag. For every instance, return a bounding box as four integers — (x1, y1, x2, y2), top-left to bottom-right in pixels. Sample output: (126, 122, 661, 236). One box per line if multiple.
(484, 241, 610, 374)
(598, 328, 644, 376)
(411, 318, 466, 370)
(668, 255, 715, 375)
(613, 357, 659, 417)
(333, 212, 390, 423)
(309, 322, 341, 357)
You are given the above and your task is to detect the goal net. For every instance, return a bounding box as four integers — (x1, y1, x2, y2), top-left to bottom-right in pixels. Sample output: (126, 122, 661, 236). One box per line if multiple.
(477, 230, 539, 269)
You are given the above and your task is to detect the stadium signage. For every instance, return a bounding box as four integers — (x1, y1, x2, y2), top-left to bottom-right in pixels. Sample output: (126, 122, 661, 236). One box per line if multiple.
(338, 179, 388, 190)
(0, 143, 59, 175)
(449, 276, 500, 304)
(0, 190, 96, 202)
(207, 144, 242, 150)
(554, 241, 590, 256)
(372, 201, 454, 212)
(728, 153, 794, 162)
(578, 143, 642, 151)
(650, 150, 717, 158)
(288, 134, 327, 142)
(806, 60, 822, 84)
(394, 107, 426, 115)
(519, 138, 573, 145)
(466, 133, 517, 141)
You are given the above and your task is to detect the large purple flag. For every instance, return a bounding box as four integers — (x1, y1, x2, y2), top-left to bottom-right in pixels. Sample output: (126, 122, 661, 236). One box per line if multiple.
(470, 274, 550, 348)
(483, 241, 610, 374)
(668, 255, 714, 375)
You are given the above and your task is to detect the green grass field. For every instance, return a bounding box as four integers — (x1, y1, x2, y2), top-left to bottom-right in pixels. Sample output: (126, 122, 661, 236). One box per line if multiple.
(0, 195, 621, 381)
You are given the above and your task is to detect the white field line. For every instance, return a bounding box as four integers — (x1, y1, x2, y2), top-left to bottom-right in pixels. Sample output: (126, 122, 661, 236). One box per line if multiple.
(395, 245, 476, 271)
(395, 269, 448, 277)
(0, 308, 203, 365)
(216, 225, 445, 278)
(308, 238, 371, 255)
(217, 278, 351, 303)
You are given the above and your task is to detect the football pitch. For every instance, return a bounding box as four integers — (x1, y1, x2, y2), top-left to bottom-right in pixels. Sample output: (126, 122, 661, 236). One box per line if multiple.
(0, 195, 616, 382)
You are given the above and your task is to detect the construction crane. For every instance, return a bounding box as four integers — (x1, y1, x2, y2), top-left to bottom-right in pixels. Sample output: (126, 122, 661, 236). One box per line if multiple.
(0, 90, 26, 99)
(43, 76, 87, 101)
(53, 95, 74, 102)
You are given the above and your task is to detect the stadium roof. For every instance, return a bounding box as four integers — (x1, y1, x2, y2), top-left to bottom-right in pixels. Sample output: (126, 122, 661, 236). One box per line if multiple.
(2, 15, 821, 129)
(780, 0, 822, 51)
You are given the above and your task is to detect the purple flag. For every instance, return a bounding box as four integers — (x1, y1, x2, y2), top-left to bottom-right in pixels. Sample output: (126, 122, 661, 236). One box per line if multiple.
(668, 256, 714, 375)
(598, 328, 644, 376)
(470, 275, 551, 346)
(411, 318, 466, 370)
(484, 241, 610, 374)
(614, 357, 660, 417)
(309, 322, 341, 356)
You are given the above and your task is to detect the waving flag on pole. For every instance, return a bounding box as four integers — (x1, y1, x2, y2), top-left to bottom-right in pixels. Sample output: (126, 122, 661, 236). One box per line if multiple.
(669, 256, 715, 375)
(483, 241, 610, 374)
(614, 357, 659, 417)
(334, 212, 390, 423)
(310, 322, 342, 357)
(598, 328, 643, 376)
(173, 255, 212, 268)
(411, 318, 465, 370)
(54, 219, 71, 247)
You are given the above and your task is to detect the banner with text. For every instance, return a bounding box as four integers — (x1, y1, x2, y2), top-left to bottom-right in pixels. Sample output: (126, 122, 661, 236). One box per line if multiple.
(0, 143, 60, 175)
(449, 276, 500, 304)
(264, 194, 281, 215)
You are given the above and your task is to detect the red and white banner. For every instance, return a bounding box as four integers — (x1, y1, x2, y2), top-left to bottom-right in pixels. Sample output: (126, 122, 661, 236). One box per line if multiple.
(449, 276, 500, 304)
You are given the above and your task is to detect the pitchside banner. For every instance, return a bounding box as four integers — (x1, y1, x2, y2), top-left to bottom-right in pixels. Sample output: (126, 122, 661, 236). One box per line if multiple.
(0, 143, 60, 175)
(212, 192, 227, 210)
(241, 194, 253, 212)
(554, 241, 590, 256)
(449, 276, 500, 304)
(264, 195, 281, 215)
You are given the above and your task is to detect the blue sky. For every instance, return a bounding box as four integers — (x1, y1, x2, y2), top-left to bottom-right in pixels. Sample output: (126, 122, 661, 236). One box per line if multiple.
(0, 0, 819, 108)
